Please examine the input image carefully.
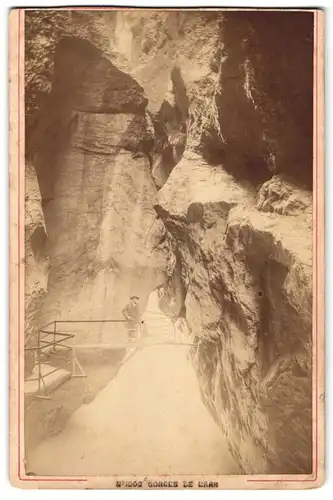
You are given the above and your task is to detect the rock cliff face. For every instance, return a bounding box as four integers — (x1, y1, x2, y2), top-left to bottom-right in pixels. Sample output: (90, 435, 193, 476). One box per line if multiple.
(24, 164, 48, 376)
(101, 10, 313, 186)
(156, 153, 312, 474)
(26, 9, 313, 473)
(31, 36, 167, 335)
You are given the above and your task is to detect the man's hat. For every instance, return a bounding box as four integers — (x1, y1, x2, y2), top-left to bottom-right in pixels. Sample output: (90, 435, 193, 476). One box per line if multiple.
(130, 295, 139, 300)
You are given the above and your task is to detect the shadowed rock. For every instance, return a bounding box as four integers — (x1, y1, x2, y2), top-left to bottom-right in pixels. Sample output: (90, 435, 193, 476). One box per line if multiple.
(52, 37, 148, 114)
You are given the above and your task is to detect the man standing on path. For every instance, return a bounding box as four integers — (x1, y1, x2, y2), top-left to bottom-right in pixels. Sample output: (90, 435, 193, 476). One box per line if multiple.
(122, 295, 141, 342)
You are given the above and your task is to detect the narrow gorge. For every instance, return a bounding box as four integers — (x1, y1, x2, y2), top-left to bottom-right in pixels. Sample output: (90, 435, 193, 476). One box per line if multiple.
(25, 10, 314, 475)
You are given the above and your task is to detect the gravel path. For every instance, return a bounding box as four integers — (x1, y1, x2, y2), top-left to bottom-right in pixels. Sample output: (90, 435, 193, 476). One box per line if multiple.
(27, 293, 239, 476)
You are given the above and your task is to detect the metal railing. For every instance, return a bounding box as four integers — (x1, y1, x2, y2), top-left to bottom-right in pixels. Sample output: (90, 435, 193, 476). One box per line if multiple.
(24, 318, 143, 398)
(25, 321, 83, 398)
(24, 317, 201, 399)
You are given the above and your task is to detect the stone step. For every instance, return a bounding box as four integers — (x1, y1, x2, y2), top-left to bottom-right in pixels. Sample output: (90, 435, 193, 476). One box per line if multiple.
(25, 363, 72, 397)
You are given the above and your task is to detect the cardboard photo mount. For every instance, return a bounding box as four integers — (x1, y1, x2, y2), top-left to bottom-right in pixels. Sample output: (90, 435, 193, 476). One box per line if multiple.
(9, 7, 325, 490)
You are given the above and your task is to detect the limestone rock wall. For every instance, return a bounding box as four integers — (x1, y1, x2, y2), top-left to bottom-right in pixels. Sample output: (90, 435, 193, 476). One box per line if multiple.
(98, 10, 313, 187)
(156, 153, 312, 474)
(31, 36, 167, 339)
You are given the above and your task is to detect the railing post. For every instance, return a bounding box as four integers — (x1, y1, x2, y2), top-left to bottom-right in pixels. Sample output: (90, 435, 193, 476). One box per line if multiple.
(53, 321, 57, 353)
(72, 333, 75, 376)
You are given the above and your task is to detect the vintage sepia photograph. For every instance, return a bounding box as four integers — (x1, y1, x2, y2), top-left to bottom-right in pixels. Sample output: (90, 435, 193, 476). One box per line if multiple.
(9, 6, 324, 489)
